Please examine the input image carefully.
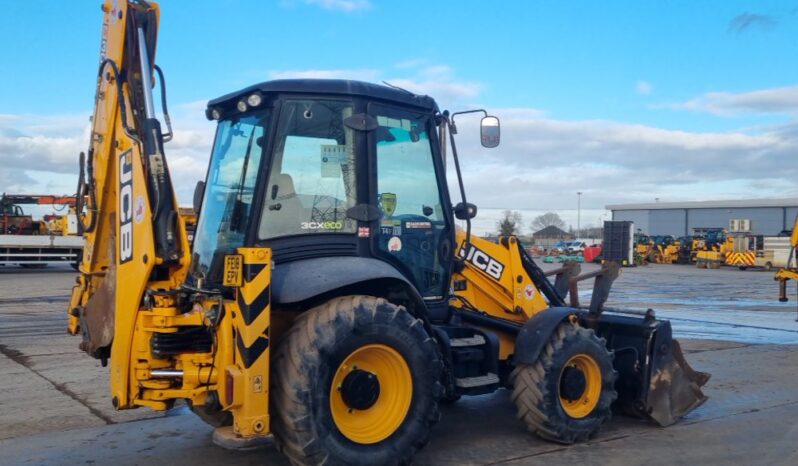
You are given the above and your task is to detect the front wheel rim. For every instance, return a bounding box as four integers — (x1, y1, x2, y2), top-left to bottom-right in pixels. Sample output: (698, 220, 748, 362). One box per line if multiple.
(330, 344, 412, 444)
(559, 353, 602, 419)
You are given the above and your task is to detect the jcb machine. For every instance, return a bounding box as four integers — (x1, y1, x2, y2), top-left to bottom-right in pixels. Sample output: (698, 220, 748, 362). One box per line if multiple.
(68, 2, 709, 464)
(776, 215, 798, 316)
(647, 235, 681, 264)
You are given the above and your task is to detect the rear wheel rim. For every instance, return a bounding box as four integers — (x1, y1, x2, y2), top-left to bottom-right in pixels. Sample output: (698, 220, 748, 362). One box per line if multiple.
(559, 353, 602, 418)
(330, 344, 412, 444)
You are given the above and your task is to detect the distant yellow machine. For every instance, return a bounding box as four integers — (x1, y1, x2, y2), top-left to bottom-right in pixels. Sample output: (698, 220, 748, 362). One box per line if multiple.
(695, 230, 732, 269)
(776, 216, 798, 307)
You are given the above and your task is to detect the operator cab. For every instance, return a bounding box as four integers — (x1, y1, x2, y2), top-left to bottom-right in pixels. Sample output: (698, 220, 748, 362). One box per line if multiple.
(191, 79, 497, 317)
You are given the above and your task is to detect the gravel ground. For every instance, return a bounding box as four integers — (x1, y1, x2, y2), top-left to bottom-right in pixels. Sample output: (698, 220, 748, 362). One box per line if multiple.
(0, 262, 796, 465)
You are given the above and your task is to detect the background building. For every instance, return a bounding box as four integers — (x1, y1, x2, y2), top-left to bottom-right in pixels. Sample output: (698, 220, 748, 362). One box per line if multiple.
(607, 198, 798, 237)
(532, 225, 573, 248)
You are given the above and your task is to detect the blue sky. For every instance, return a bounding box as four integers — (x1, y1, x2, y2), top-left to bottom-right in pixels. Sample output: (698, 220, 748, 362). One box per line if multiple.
(1, 0, 797, 233)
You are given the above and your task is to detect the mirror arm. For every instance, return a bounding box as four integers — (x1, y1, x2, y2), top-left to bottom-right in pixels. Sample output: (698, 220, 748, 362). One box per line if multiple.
(450, 109, 488, 133)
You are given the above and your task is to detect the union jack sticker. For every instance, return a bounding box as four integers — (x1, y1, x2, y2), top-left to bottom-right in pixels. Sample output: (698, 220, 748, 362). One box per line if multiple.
(358, 226, 371, 238)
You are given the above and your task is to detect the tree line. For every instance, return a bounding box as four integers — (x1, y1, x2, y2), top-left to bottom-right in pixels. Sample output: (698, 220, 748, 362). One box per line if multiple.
(496, 210, 602, 238)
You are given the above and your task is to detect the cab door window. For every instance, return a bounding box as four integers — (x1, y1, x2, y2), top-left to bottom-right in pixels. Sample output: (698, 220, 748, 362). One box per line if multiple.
(373, 105, 449, 298)
(258, 99, 357, 239)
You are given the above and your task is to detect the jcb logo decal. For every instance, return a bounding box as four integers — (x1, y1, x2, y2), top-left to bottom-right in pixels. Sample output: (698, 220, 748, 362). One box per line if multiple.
(119, 150, 133, 263)
(459, 244, 504, 280)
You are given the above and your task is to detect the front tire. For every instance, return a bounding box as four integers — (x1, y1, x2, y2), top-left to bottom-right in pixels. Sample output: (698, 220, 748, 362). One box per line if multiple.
(511, 322, 617, 444)
(271, 295, 443, 466)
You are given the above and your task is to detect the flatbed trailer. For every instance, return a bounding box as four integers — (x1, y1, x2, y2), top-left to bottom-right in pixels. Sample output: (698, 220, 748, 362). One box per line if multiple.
(0, 234, 83, 267)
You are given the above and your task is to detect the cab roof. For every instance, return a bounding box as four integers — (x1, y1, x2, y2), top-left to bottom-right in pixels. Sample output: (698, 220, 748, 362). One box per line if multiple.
(206, 79, 440, 116)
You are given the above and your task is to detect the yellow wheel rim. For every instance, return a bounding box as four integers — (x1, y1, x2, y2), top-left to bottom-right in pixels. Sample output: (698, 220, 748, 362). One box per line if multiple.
(559, 353, 602, 419)
(330, 344, 412, 444)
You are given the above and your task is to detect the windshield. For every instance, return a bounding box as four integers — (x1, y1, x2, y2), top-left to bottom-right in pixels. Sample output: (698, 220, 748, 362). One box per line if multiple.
(191, 109, 270, 285)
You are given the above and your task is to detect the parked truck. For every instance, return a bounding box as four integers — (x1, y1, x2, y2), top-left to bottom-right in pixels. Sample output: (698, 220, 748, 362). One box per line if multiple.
(0, 194, 83, 267)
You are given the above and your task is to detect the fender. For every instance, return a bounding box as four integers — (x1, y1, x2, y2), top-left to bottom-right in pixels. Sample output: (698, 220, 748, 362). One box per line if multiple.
(513, 307, 579, 365)
(271, 256, 422, 306)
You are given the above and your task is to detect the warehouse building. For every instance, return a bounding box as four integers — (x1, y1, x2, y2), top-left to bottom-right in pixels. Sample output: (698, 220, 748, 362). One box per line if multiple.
(606, 198, 798, 237)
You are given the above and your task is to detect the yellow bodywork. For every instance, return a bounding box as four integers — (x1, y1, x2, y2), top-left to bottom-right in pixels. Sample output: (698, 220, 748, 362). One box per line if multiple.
(68, 0, 190, 408)
(636, 242, 653, 261)
(451, 230, 551, 359)
(651, 242, 681, 264)
(775, 214, 798, 302)
(224, 248, 272, 437)
(66, 1, 270, 439)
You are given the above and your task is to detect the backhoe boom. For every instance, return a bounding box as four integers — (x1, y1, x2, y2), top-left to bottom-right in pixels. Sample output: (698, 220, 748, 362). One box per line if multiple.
(67, 0, 190, 408)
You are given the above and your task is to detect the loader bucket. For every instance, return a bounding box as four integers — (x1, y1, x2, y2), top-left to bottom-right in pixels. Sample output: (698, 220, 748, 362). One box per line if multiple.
(644, 336, 710, 425)
(585, 311, 710, 425)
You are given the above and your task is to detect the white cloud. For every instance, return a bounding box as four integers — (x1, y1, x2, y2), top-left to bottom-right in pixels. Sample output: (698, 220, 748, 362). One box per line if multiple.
(393, 58, 429, 69)
(672, 85, 798, 116)
(385, 78, 480, 104)
(267, 63, 481, 109)
(268, 68, 381, 82)
(445, 109, 798, 234)
(635, 80, 653, 95)
(0, 102, 215, 204)
(0, 113, 90, 174)
(5, 67, 797, 236)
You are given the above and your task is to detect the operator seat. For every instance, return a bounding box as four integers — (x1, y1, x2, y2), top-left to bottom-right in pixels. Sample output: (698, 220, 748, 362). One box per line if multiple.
(260, 173, 304, 238)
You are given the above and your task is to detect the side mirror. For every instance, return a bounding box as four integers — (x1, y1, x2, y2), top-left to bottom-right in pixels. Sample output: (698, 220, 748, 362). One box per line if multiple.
(454, 202, 478, 220)
(480, 116, 500, 148)
(193, 180, 205, 216)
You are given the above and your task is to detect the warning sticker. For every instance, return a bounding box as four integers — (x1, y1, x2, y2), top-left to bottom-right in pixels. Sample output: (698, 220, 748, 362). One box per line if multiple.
(134, 195, 146, 224)
(406, 221, 431, 229)
(524, 284, 536, 300)
(388, 236, 402, 252)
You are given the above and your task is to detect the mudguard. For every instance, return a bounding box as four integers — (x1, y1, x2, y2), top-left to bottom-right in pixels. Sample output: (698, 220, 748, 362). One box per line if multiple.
(513, 307, 577, 365)
(271, 256, 419, 305)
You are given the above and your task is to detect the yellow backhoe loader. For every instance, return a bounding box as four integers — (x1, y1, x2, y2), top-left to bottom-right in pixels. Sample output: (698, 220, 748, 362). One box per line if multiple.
(67, 2, 709, 464)
(776, 215, 798, 317)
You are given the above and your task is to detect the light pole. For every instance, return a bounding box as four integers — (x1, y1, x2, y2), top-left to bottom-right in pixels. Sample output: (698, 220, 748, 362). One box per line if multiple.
(576, 192, 582, 238)
(597, 212, 607, 238)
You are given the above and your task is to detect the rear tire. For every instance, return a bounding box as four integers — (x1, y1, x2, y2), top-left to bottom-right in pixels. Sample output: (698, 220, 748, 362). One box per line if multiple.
(511, 322, 617, 444)
(271, 295, 443, 466)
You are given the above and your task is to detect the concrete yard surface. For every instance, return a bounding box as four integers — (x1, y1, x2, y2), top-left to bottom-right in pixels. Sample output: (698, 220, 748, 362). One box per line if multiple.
(1, 263, 797, 465)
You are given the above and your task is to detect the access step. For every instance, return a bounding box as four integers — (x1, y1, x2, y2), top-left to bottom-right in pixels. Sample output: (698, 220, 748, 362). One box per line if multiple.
(450, 335, 486, 347)
(455, 373, 499, 388)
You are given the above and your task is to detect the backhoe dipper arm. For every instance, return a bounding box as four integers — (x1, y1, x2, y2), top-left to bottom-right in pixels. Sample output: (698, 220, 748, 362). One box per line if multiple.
(67, 0, 190, 408)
